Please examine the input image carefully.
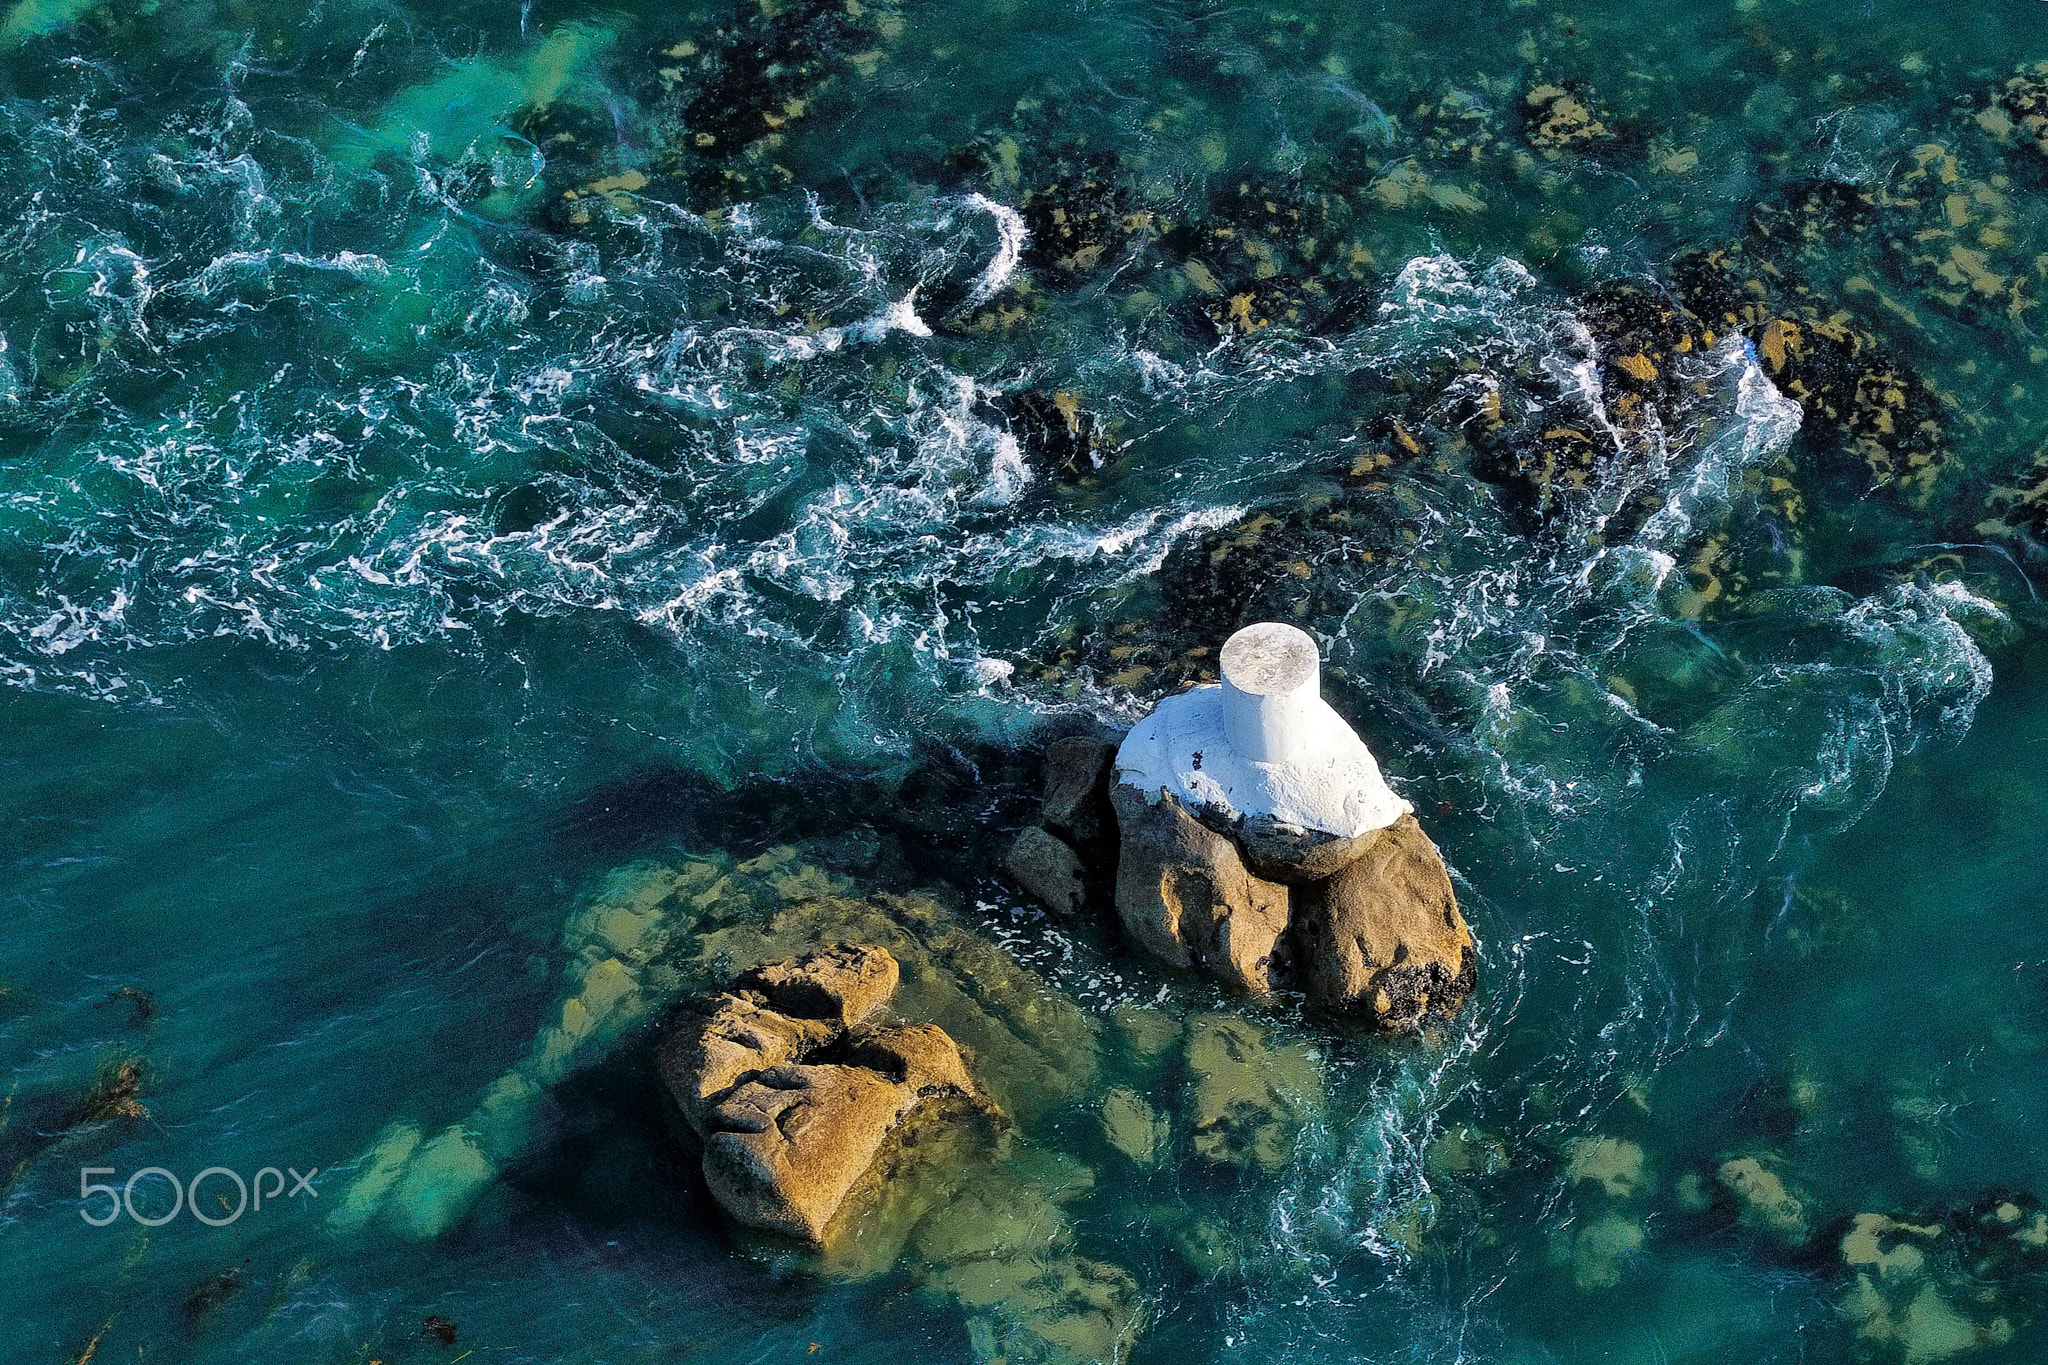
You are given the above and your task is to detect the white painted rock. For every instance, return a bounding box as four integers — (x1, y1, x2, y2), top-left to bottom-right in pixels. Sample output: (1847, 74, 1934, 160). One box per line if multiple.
(1113, 623, 1409, 840)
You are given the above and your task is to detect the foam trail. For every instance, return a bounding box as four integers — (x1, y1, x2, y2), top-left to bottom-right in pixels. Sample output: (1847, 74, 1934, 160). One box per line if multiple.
(956, 193, 1028, 307)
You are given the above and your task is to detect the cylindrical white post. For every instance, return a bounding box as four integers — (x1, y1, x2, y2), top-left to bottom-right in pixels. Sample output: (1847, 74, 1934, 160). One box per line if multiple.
(1219, 622, 1321, 765)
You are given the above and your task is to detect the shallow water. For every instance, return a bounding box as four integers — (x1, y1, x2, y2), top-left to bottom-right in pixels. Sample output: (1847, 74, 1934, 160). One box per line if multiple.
(5, 0, 2048, 1360)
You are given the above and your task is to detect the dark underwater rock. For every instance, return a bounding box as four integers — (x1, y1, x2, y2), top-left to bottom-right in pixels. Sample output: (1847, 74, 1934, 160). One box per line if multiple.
(1005, 824, 1086, 915)
(1039, 736, 1117, 851)
(991, 390, 1119, 484)
(1004, 735, 1115, 914)
(652, 0, 901, 203)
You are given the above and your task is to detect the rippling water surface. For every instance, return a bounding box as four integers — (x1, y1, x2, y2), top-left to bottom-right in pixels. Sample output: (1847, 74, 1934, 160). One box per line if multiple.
(6, 0, 2048, 1360)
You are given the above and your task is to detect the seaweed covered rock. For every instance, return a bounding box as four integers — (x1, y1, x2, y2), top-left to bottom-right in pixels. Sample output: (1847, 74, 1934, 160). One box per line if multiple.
(652, 0, 904, 203)
(657, 945, 982, 1242)
(1010, 144, 1152, 287)
(1982, 61, 2048, 160)
(1675, 216, 1957, 507)
(1523, 82, 1616, 158)
(991, 390, 1120, 484)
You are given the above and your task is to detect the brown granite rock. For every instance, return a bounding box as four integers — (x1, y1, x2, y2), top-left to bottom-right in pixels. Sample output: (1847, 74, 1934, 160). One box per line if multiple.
(688, 887, 1099, 1124)
(1297, 814, 1474, 1026)
(1111, 785, 1291, 993)
(1005, 824, 1087, 913)
(701, 1061, 931, 1241)
(1230, 814, 1386, 884)
(850, 1023, 979, 1096)
(734, 942, 899, 1028)
(658, 945, 981, 1244)
(657, 992, 837, 1136)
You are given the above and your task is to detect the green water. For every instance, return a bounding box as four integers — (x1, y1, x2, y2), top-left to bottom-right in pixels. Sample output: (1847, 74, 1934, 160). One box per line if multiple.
(4, 0, 2048, 1360)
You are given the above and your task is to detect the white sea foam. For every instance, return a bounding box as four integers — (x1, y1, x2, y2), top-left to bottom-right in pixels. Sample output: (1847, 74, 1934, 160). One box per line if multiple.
(956, 193, 1027, 308)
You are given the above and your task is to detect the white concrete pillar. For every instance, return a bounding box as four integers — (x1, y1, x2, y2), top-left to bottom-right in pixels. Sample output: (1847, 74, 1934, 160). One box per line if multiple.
(1219, 622, 1322, 765)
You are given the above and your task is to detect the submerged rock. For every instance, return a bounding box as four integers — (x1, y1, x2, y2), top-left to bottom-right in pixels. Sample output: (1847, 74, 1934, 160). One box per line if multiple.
(1716, 1154, 1811, 1245)
(331, 859, 721, 1239)
(333, 845, 1139, 1362)
(1183, 1013, 1323, 1172)
(1100, 1088, 1168, 1167)
(1426, 1125, 1512, 1179)
(1005, 824, 1086, 915)
(1840, 1213, 2006, 1363)
(914, 1182, 1146, 1365)
(385, 1125, 495, 1241)
(658, 945, 982, 1243)
(1570, 1213, 1646, 1291)
(1567, 1136, 1650, 1201)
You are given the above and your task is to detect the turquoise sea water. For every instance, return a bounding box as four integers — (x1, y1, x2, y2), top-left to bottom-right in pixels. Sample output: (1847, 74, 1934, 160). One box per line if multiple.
(6, 0, 2048, 1360)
